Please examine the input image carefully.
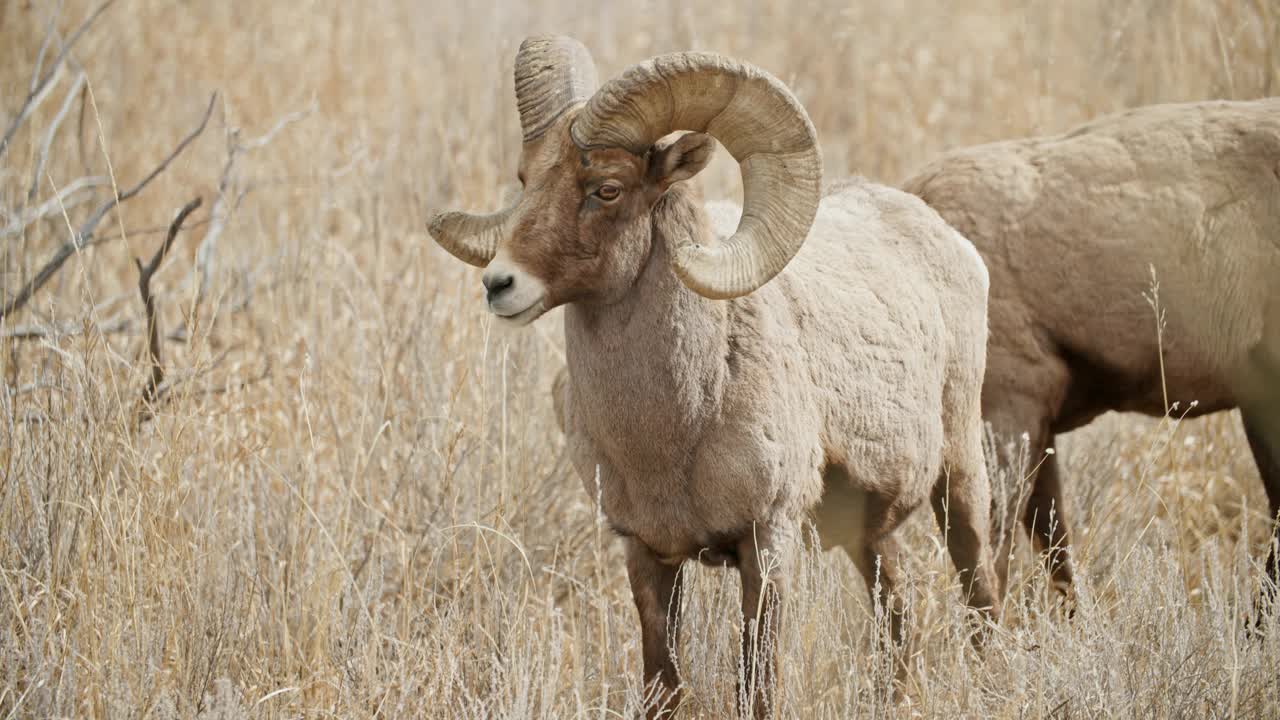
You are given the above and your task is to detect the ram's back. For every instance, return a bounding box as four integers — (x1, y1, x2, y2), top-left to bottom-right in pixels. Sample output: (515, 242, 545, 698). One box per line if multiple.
(905, 98, 1280, 412)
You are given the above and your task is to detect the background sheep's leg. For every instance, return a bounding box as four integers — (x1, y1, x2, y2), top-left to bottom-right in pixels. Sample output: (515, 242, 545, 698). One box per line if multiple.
(625, 541, 685, 719)
(987, 409, 1075, 600)
(737, 525, 787, 720)
(983, 336, 1073, 598)
(1242, 408, 1280, 607)
(853, 533, 907, 647)
(931, 467, 1004, 629)
(1021, 439, 1075, 596)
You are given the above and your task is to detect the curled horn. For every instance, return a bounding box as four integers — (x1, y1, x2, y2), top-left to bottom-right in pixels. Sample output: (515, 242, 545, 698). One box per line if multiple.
(429, 36, 598, 266)
(571, 52, 821, 299)
(515, 35, 599, 142)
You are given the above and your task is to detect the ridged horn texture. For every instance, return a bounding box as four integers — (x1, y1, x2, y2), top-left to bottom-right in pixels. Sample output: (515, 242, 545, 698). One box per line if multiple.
(429, 36, 598, 266)
(515, 35, 599, 141)
(572, 52, 822, 299)
(427, 207, 513, 267)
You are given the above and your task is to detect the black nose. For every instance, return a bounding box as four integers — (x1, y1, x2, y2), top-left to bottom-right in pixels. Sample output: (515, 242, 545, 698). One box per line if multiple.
(483, 273, 514, 301)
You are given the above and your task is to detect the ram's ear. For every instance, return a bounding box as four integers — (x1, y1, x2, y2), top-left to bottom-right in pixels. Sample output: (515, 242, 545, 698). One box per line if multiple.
(648, 132, 717, 191)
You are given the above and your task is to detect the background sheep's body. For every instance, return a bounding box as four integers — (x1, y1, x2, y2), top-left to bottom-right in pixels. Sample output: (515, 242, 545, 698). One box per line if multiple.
(903, 97, 1280, 593)
(559, 179, 995, 572)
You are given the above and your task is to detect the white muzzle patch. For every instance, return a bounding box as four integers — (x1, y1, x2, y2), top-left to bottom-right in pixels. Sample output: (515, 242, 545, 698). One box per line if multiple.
(482, 250, 547, 326)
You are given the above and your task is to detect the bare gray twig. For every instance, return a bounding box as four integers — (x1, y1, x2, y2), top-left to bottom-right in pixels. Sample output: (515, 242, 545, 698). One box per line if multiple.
(27, 71, 88, 204)
(29, 2, 66, 94)
(2, 316, 130, 341)
(195, 102, 313, 301)
(0, 0, 117, 161)
(1, 175, 106, 239)
(2, 251, 267, 345)
(0, 93, 216, 322)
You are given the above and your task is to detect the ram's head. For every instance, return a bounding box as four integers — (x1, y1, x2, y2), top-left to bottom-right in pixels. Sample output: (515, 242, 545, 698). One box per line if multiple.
(429, 36, 822, 324)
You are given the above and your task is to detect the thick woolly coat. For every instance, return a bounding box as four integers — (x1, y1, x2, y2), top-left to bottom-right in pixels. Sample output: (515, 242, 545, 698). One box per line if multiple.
(904, 98, 1280, 437)
(557, 178, 992, 561)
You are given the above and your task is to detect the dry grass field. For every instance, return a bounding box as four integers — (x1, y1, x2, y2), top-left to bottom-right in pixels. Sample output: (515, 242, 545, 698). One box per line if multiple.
(2, 0, 1279, 717)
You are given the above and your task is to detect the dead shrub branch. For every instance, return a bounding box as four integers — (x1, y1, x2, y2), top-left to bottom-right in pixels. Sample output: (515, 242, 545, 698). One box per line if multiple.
(194, 102, 314, 303)
(0, 0, 118, 162)
(0, 93, 216, 322)
(136, 197, 202, 421)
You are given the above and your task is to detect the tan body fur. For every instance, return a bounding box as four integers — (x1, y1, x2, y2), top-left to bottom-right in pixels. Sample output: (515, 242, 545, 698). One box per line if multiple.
(903, 98, 1280, 596)
(561, 179, 993, 562)
(553, 165, 1002, 717)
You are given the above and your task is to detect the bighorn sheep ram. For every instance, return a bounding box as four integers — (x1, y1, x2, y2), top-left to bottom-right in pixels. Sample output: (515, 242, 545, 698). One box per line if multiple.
(901, 98, 1280, 602)
(429, 36, 1002, 717)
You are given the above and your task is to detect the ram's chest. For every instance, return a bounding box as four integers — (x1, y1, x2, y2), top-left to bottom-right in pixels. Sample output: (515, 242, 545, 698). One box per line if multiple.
(563, 386, 820, 563)
(556, 257, 823, 561)
(567, 442, 765, 562)
(565, 418, 715, 553)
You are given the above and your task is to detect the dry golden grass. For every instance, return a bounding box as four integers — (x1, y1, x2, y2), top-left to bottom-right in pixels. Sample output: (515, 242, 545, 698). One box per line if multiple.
(2, 1, 1279, 717)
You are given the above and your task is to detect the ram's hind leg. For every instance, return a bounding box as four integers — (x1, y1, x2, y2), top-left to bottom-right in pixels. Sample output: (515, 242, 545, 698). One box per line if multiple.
(932, 461, 1003, 627)
(852, 532, 908, 647)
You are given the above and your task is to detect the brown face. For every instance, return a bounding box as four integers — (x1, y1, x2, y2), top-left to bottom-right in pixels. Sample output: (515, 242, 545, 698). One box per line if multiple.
(480, 111, 716, 325)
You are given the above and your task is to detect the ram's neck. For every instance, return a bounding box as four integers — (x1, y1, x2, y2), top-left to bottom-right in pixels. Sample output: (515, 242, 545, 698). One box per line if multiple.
(563, 188, 728, 471)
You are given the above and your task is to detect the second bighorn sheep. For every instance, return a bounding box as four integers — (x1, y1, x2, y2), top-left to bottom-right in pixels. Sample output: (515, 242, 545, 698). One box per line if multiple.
(430, 36, 1002, 717)
(903, 98, 1280, 602)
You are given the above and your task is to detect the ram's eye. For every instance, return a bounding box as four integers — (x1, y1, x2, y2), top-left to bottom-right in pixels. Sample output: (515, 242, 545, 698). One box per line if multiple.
(595, 183, 622, 201)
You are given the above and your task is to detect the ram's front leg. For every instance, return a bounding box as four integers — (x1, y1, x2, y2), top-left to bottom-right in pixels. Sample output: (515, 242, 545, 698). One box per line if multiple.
(626, 540, 686, 719)
(737, 523, 789, 719)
